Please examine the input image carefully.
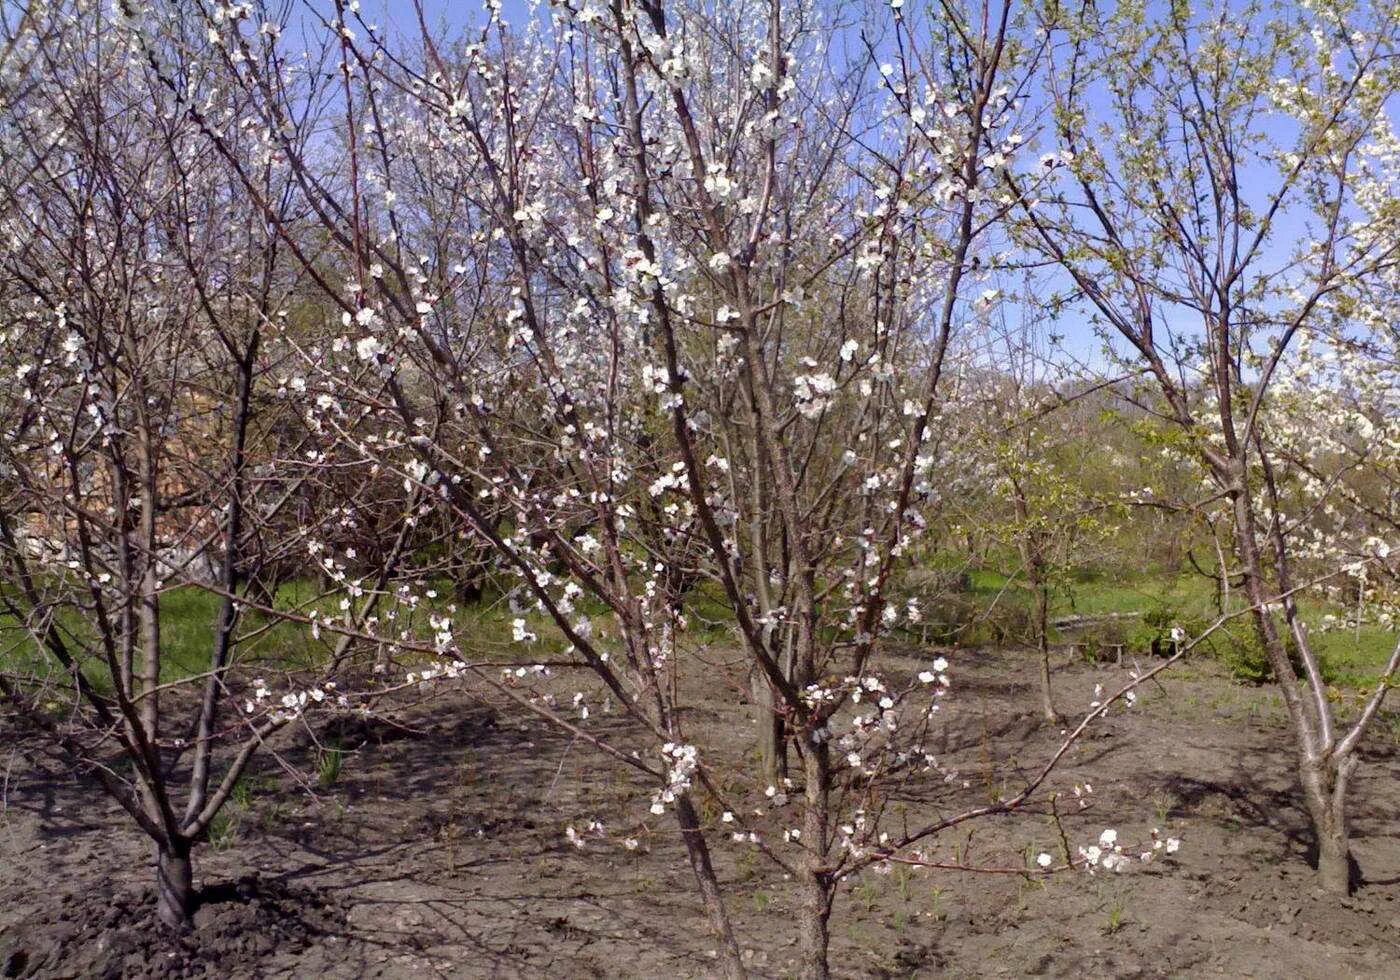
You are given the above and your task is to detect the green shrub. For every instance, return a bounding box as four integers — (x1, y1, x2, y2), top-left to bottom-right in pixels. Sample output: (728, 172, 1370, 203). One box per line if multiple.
(1212, 627, 1276, 684)
(1128, 603, 1189, 657)
(1203, 625, 1334, 685)
(1075, 620, 1129, 663)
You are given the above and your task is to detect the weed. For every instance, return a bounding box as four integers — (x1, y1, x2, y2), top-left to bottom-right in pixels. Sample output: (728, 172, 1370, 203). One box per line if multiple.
(853, 879, 880, 912)
(892, 863, 914, 902)
(735, 847, 760, 882)
(1103, 901, 1126, 936)
(258, 799, 291, 830)
(1015, 876, 1046, 910)
(1151, 791, 1174, 825)
(207, 810, 239, 851)
(317, 741, 345, 788)
(928, 885, 946, 921)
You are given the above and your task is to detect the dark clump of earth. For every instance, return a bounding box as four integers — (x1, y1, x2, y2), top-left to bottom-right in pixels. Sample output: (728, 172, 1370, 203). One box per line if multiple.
(3, 876, 345, 980)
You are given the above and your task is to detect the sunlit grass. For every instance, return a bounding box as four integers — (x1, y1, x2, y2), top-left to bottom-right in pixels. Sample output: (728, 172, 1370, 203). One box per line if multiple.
(963, 565, 1395, 687)
(4, 567, 1393, 692)
(0, 583, 328, 690)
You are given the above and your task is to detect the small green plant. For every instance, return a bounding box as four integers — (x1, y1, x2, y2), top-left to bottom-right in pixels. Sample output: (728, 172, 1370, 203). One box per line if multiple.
(317, 741, 345, 788)
(852, 879, 880, 912)
(207, 809, 239, 851)
(734, 846, 760, 882)
(259, 798, 291, 829)
(928, 885, 946, 922)
(892, 863, 915, 902)
(1103, 901, 1126, 936)
(751, 890, 773, 914)
(1015, 876, 1047, 910)
(1151, 791, 1174, 825)
(1075, 641, 1108, 664)
(697, 795, 723, 825)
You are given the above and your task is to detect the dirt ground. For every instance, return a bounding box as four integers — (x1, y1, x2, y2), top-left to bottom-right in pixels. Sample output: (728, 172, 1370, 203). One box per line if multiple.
(2, 647, 1398, 979)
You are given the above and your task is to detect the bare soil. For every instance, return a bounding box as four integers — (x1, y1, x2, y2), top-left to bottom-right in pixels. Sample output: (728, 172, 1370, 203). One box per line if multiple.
(2, 647, 1398, 978)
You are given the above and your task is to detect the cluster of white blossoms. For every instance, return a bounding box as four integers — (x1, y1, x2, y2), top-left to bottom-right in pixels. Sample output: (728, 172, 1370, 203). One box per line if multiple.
(404, 659, 470, 685)
(917, 656, 950, 685)
(564, 819, 606, 849)
(1072, 827, 1181, 874)
(786, 658, 955, 792)
(1261, 333, 1399, 623)
(792, 371, 838, 419)
(649, 742, 699, 816)
(243, 678, 347, 722)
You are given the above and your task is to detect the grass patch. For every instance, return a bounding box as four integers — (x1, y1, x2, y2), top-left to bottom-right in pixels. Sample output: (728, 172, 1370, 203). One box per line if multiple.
(0, 582, 331, 690)
(962, 566, 1395, 688)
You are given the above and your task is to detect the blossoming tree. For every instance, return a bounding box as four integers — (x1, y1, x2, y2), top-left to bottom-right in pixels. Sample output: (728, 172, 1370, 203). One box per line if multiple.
(0, 3, 391, 928)
(167, 0, 1186, 974)
(1010, 0, 1400, 893)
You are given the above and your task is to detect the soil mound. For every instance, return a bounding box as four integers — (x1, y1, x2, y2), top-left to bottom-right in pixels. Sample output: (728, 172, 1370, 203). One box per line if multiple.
(3, 876, 346, 979)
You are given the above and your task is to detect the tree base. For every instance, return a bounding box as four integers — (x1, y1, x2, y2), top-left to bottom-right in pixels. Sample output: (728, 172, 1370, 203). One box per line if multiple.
(156, 843, 195, 930)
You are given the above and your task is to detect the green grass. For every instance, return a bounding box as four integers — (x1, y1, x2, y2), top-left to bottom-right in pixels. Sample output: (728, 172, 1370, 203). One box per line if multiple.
(1059, 572, 1217, 620)
(0, 582, 332, 691)
(0, 571, 621, 699)
(317, 741, 346, 787)
(965, 567, 1217, 620)
(4, 566, 1393, 694)
(961, 565, 1395, 688)
(1307, 624, 1396, 688)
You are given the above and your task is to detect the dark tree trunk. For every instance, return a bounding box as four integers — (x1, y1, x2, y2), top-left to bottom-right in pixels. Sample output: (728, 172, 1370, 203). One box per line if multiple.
(155, 838, 195, 930)
(674, 794, 746, 978)
(797, 739, 833, 980)
(1034, 581, 1059, 724)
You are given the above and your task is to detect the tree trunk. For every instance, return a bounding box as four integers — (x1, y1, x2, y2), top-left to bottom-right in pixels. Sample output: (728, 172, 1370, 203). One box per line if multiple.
(797, 740, 832, 980)
(1038, 645, 1058, 725)
(1302, 759, 1356, 895)
(155, 838, 195, 930)
(798, 876, 831, 980)
(1034, 582, 1059, 725)
(1229, 482, 1358, 895)
(673, 794, 746, 978)
(751, 666, 785, 788)
(1316, 823, 1353, 895)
